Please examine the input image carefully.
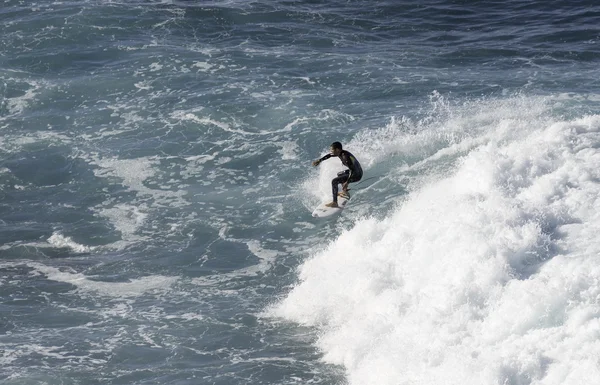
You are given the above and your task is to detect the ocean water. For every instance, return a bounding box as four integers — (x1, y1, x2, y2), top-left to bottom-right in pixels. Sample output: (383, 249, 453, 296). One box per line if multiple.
(2, 1, 600, 384)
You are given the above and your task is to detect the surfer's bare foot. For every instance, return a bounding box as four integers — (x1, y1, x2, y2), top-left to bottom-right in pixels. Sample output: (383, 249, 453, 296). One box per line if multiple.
(325, 201, 339, 208)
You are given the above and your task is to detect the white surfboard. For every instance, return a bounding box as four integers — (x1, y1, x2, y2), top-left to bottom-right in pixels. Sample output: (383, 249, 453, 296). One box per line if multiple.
(312, 194, 350, 218)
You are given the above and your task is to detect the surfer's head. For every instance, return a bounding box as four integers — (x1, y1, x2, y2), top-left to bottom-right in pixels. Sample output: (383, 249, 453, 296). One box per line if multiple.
(330, 141, 342, 156)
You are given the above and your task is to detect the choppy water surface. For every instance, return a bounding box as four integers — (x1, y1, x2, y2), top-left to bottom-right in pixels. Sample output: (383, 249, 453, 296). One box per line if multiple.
(2, 1, 600, 384)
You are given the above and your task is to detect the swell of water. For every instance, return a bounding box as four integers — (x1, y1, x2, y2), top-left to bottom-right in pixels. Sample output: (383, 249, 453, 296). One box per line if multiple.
(273, 96, 600, 385)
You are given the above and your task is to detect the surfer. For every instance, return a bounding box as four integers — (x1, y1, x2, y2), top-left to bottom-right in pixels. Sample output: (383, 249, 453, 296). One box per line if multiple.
(312, 141, 363, 208)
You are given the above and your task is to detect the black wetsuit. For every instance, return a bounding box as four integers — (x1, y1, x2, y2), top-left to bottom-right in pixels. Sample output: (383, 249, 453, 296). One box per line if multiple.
(318, 150, 363, 203)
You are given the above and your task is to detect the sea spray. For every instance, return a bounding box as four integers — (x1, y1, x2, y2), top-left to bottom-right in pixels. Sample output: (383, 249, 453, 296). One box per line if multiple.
(274, 99, 600, 385)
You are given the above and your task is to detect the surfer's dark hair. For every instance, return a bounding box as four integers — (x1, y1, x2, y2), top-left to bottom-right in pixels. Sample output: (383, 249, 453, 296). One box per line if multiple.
(330, 141, 342, 150)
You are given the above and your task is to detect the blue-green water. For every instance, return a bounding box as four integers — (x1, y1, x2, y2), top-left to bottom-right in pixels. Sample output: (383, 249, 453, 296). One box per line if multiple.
(2, 1, 600, 384)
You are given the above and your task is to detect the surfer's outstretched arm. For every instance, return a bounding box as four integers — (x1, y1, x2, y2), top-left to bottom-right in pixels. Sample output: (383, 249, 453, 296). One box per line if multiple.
(312, 153, 332, 166)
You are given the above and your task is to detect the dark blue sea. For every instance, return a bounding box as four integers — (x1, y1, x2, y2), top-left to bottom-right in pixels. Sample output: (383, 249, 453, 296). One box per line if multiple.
(2, 1, 600, 384)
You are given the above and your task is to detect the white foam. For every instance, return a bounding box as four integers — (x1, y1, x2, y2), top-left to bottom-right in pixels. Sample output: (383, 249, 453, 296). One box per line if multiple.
(47, 232, 94, 253)
(134, 81, 153, 91)
(91, 157, 182, 192)
(192, 61, 214, 72)
(91, 156, 156, 190)
(2, 79, 47, 118)
(98, 204, 148, 242)
(273, 97, 600, 385)
(149, 62, 163, 72)
(24, 262, 177, 298)
(171, 111, 250, 135)
(87, 155, 189, 246)
(276, 140, 299, 160)
(246, 239, 278, 262)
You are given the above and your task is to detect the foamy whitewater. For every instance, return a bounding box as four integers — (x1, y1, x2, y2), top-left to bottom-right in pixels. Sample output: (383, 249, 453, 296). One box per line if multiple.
(274, 97, 600, 385)
(2, 1, 600, 384)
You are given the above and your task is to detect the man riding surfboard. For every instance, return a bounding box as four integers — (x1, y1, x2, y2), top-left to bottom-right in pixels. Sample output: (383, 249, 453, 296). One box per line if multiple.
(312, 141, 363, 208)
